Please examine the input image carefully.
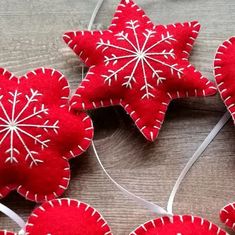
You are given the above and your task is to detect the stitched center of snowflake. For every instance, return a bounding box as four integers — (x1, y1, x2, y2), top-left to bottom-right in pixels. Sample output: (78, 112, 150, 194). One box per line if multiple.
(97, 20, 184, 99)
(8, 122, 17, 130)
(136, 51, 145, 59)
(0, 89, 59, 167)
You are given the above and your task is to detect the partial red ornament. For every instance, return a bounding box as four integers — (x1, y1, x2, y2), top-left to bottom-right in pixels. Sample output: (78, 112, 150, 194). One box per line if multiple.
(130, 215, 227, 235)
(0, 232, 15, 235)
(214, 37, 235, 231)
(0, 198, 111, 235)
(214, 37, 235, 123)
(64, 0, 216, 141)
(0, 68, 93, 202)
(220, 202, 235, 231)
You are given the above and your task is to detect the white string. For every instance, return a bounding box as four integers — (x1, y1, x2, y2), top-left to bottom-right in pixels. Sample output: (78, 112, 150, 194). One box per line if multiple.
(87, 0, 163, 216)
(87, 0, 105, 30)
(0, 0, 105, 233)
(0, 109, 229, 233)
(92, 112, 231, 216)
(0, 203, 26, 232)
(87, 0, 232, 217)
(92, 142, 171, 216)
(167, 111, 231, 214)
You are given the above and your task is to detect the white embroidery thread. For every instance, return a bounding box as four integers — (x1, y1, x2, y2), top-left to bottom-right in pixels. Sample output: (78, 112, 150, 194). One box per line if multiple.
(96, 20, 184, 99)
(0, 89, 59, 167)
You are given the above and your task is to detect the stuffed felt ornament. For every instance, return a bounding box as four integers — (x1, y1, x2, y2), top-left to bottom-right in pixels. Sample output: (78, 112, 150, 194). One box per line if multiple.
(0, 67, 93, 202)
(92, 139, 230, 235)
(127, 33, 235, 235)
(0, 232, 15, 235)
(63, 0, 217, 141)
(214, 37, 235, 124)
(220, 202, 235, 231)
(129, 215, 228, 235)
(0, 198, 111, 235)
(92, 118, 230, 235)
(214, 37, 235, 232)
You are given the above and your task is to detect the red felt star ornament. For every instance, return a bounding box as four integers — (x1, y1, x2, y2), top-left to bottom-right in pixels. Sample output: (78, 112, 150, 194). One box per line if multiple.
(0, 68, 93, 202)
(64, 0, 216, 141)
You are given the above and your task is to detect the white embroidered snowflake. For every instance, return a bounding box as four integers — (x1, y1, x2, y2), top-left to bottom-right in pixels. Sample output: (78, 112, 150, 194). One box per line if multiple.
(97, 20, 184, 99)
(0, 89, 59, 167)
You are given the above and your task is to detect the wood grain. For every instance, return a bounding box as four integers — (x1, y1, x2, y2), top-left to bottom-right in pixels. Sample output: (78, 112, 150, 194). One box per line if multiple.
(0, 0, 235, 234)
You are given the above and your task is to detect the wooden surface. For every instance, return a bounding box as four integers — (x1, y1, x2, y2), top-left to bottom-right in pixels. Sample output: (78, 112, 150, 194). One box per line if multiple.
(0, 0, 235, 234)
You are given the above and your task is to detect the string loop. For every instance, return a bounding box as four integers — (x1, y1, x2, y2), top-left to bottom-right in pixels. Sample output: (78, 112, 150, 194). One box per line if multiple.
(0, 0, 232, 230)
(92, 142, 172, 216)
(167, 111, 231, 214)
(86, 0, 231, 217)
(0, 203, 26, 233)
(92, 112, 230, 216)
(87, 0, 105, 30)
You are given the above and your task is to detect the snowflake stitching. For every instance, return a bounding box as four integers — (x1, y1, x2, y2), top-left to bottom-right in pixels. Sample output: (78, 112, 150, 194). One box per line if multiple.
(0, 89, 59, 167)
(97, 20, 184, 99)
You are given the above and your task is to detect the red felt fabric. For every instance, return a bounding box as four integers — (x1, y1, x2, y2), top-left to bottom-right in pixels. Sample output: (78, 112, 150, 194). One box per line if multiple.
(64, 0, 217, 141)
(0, 205, 228, 235)
(0, 68, 93, 202)
(212, 36, 235, 233)
(214, 37, 235, 123)
(130, 215, 227, 235)
(220, 202, 235, 231)
(0, 232, 15, 235)
(0, 198, 112, 235)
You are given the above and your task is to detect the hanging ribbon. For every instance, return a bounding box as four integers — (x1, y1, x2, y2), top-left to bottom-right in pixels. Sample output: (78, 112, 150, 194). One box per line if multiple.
(87, 0, 232, 217)
(0, 0, 106, 233)
(166, 111, 231, 214)
(92, 141, 171, 216)
(0, 0, 232, 231)
(0, 203, 26, 234)
(87, 0, 105, 30)
(92, 112, 231, 216)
